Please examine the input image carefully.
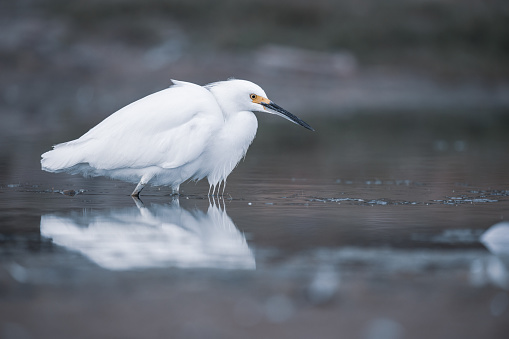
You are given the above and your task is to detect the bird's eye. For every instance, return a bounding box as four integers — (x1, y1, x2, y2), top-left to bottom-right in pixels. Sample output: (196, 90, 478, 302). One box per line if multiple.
(250, 94, 257, 100)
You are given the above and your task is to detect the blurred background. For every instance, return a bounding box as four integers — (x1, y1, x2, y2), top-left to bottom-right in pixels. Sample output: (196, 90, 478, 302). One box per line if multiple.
(1, 0, 508, 135)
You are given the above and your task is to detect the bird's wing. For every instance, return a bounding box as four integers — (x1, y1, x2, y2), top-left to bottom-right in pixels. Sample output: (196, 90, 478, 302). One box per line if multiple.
(50, 81, 224, 171)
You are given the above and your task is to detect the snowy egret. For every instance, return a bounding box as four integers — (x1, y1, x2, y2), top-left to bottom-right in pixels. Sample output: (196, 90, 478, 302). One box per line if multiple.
(41, 79, 313, 196)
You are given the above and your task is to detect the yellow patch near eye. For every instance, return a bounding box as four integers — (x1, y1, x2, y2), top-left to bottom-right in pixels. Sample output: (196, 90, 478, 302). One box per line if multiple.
(250, 94, 270, 104)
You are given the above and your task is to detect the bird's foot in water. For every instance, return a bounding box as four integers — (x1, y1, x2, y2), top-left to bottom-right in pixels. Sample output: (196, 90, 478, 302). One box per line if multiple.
(170, 186, 180, 196)
(131, 181, 147, 197)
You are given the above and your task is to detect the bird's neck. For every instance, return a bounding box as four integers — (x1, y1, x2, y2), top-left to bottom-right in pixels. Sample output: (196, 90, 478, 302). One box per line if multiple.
(207, 86, 240, 120)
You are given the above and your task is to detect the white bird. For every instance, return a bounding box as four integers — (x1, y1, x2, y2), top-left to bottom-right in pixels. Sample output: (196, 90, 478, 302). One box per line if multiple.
(41, 79, 313, 196)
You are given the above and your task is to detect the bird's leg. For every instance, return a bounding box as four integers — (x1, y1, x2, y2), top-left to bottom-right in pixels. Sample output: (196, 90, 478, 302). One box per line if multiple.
(131, 181, 146, 197)
(221, 180, 227, 196)
(169, 184, 180, 204)
(131, 173, 154, 197)
(216, 181, 223, 197)
(171, 184, 180, 196)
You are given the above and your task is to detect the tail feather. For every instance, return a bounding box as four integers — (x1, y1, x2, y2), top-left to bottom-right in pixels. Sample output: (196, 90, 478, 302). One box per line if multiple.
(41, 140, 86, 172)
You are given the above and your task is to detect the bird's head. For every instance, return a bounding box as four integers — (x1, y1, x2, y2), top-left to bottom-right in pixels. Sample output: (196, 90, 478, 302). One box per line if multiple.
(206, 79, 314, 131)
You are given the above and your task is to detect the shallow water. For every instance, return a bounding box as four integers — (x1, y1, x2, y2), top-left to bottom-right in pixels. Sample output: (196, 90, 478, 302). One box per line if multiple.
(1, 113, 509, 338)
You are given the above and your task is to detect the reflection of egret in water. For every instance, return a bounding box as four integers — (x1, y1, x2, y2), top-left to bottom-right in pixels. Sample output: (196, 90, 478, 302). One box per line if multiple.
(40, 198, 255, 271)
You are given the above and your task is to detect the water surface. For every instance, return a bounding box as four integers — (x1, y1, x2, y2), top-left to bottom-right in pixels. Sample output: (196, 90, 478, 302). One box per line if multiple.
(1, 113, 508, 339)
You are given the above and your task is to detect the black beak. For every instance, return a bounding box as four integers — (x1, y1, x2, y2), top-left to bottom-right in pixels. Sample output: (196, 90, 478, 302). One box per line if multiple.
(261, 101, 314, 131)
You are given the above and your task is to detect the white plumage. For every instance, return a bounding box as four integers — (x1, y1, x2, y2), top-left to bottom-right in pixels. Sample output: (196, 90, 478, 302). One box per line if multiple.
(41, 79, 313, 196)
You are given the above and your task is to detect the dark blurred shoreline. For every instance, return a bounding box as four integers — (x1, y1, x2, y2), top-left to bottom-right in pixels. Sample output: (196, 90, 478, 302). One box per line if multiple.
(1, 0, 508, 136)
